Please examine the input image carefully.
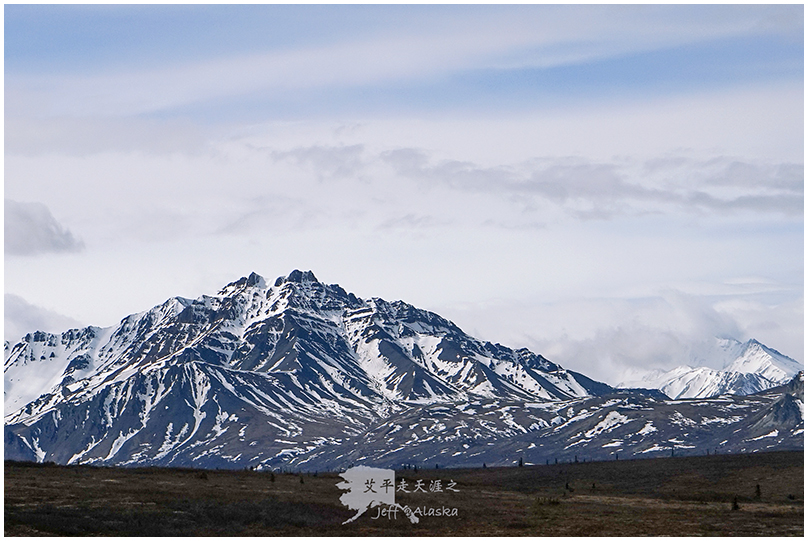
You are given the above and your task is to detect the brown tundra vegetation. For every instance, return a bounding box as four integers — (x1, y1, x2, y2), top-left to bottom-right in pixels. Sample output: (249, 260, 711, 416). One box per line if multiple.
(5, 450, 803, 536)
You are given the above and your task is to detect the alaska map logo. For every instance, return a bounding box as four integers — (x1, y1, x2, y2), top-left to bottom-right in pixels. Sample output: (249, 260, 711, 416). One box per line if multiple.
(337, 466, 460, 524)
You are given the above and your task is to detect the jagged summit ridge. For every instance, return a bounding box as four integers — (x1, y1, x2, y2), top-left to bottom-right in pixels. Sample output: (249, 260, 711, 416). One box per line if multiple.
(277, 269, 318, 285)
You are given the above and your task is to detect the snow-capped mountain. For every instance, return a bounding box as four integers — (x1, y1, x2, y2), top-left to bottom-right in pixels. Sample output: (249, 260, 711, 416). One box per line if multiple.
(4, 271, 802, 469)
(4, 270, 607, 467)
(618, 338, 803, 399)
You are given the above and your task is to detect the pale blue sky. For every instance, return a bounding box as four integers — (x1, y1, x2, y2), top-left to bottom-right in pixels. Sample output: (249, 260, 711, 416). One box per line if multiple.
(6, 5, 803, 118)
(4, 4, 804, 384)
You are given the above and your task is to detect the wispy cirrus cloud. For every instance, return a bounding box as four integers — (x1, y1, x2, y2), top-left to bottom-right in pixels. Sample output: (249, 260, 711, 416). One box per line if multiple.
(5, 5, 801, 119)
(378, 148, 803, 220)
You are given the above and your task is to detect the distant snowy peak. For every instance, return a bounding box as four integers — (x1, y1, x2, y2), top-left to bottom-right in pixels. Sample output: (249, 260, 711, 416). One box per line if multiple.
(724, 339, 803, 381)
(619, 338, 802, 399)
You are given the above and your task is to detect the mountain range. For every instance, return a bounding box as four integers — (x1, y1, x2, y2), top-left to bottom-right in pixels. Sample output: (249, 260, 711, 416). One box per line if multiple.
(4, 270, 803, 470)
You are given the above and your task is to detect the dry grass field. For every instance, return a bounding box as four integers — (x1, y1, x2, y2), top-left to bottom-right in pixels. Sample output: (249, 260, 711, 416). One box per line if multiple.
(5, 451, 803, 536)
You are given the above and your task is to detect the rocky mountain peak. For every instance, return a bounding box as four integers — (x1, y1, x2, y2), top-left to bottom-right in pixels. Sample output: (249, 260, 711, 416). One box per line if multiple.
(217, 272, 268, 297)
(246, 271, 265, 287)
(275, 269, 318, 286)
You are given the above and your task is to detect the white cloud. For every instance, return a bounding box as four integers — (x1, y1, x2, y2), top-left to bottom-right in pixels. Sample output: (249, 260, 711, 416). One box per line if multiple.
(4, 116, 209, 156)
(437, 288, 802, 386)
(4, 106, 802, 335)
(4, 294, 84, 343)
(4, 200, 85, 256)
(378, 150, 803, 219)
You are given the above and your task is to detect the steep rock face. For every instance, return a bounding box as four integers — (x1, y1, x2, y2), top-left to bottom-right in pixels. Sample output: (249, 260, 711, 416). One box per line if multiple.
(4, 271, 610, 468)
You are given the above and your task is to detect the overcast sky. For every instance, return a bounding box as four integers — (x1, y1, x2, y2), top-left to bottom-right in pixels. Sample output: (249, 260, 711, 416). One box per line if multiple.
(4, 4, 803, 385)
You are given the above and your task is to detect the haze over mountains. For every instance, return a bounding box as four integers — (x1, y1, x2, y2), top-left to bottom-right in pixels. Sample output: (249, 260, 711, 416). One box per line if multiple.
(4, 271, 803, 470)
(618, 338, 803, 399)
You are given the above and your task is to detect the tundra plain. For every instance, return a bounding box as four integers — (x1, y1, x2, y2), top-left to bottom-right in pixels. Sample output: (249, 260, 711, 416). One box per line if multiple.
(5, 451, 803, 536)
